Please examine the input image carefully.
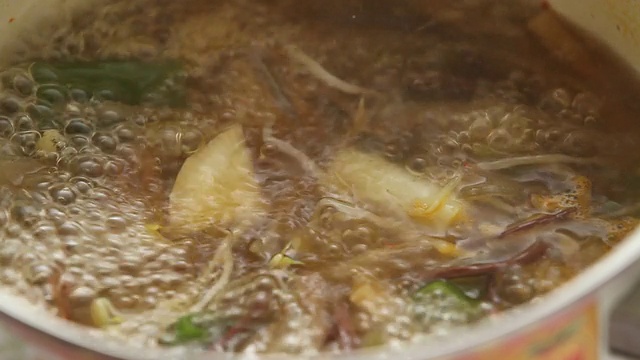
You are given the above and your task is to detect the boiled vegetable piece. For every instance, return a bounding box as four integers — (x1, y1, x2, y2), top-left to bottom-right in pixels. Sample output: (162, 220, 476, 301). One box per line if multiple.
(268, 253, 304, 269)
(172, 315, 207, 344)
(90, 298, 123, 328)
(413, 280, 484, 329)
(169, 124, 266, 232)
(325, 149, 464, 230)
(161, 308, 271, 350)
(160, 313, 230, 345)
(413, 279, 479, 305)
(30, 60, 186, 107)
(36, 129, 65, 154)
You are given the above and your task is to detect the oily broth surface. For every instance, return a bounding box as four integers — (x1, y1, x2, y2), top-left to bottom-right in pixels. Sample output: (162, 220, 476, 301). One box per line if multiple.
(0, 0, 639, 353)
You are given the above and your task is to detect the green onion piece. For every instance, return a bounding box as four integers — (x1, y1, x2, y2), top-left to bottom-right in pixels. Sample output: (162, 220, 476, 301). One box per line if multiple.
(174, 315, 207, 342)
(160, 313, 239, 347)
(161, 314, 208, 345)
(413, 279, 480, 306)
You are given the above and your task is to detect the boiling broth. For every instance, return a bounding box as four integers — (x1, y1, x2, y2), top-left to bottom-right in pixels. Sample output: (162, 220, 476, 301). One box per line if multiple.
(0, 0, 640, 355)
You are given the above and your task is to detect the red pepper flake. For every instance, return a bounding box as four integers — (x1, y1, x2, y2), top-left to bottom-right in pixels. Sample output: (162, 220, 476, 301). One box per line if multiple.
(8, 17, 15, 23)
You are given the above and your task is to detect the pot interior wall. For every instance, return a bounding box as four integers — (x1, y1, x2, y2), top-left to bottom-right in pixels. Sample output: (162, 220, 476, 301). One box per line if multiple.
(0, 0, 107, 67)
(548, 0, 640, 74)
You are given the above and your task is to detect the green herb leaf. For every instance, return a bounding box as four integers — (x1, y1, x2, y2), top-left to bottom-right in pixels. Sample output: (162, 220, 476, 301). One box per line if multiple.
(176, 315, 206, 340)
(161, 314, 209, 345)
(30, 60, 187, 108)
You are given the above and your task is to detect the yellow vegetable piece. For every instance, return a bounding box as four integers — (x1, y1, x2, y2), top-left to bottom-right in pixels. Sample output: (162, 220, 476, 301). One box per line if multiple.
(408, 173, 462, 223)
(430, 239, 459, 257)
(169, 124, 266, 232)
(325, 149, 464, 232)
(37, 129, 65, 154)
(90, 298, 123, 328)
(145, 223, 161, 232)
(268, 253, 304, 269)
(349, 279, 398, 317)
(144, 223, 165, 239)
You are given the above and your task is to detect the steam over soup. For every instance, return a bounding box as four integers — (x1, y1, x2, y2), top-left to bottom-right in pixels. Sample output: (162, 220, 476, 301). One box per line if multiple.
(2, 0, 640, 355)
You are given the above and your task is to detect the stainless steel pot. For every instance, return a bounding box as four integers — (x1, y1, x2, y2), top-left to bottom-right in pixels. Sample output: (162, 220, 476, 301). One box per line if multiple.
(0, 1, 639, 359)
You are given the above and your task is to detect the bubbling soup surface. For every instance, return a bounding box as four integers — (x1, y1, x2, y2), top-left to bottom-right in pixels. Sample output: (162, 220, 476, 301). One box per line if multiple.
(1, 0, 640, 354)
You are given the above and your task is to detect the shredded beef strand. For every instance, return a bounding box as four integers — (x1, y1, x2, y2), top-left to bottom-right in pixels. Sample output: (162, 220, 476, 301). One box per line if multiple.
(404, 239, 550, 283)
(499, 207, 576, 238)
